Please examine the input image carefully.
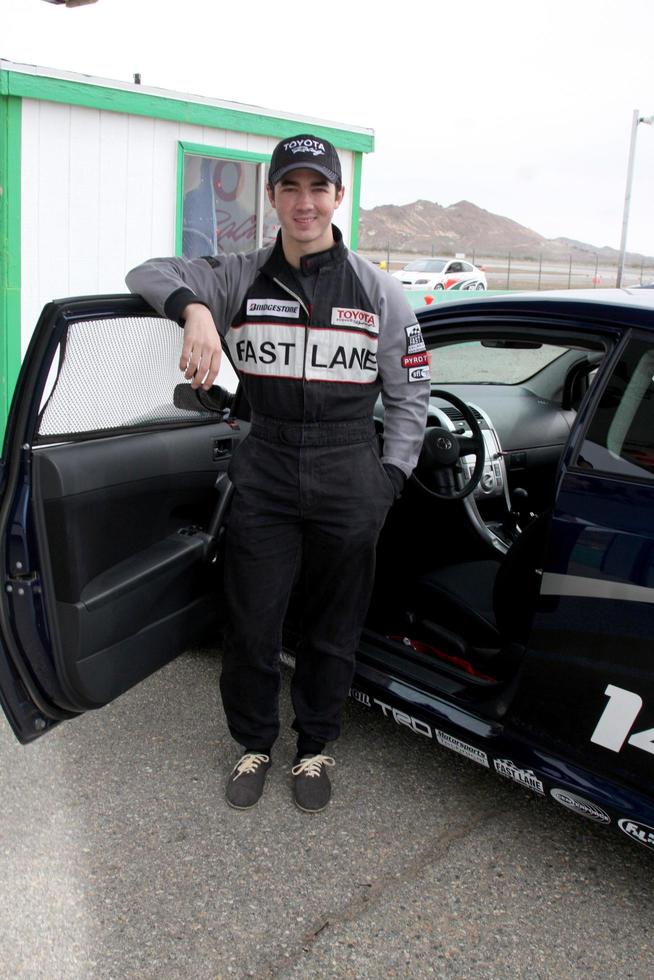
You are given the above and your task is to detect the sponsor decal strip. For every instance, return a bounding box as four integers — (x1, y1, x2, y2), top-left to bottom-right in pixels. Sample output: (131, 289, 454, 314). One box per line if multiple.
(408, 365, 431, 383)
(541, 573, 654, 604)
(618, 818, 654, 850)
(494, 758, 545, 795)
(284, 138, 325, 156)
(403, 324, 429, 383)
(402, 351, 430, 369)
(550, 788, 611, 823)
(435, 729, 489, 767)
(405, 324, 427, 354)
(246, 299, 301, 318)
(331, 307, 380, 335)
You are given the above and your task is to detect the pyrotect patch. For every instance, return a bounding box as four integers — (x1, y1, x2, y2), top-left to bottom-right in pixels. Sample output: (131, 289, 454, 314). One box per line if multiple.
(401, 351, 430, 369)
(246, 299, 300, 318)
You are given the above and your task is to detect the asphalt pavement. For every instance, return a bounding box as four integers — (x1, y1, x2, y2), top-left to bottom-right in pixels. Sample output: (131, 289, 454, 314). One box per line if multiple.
(0, 648, 652, 979)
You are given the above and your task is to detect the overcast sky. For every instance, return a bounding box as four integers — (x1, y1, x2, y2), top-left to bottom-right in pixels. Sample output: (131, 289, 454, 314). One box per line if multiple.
(4, 0, 654, 253)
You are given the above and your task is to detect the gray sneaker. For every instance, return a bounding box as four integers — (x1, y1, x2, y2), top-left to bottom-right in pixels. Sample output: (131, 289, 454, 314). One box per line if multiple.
(291, 754, 335, 812)
(225, 752, 271, 810)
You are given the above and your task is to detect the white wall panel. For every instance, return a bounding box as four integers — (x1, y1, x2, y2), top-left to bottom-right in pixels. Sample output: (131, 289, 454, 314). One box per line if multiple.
(97, 110, 129, 291)
(69, 106, 101, 295)
(20, 100, 359, 350)
(124, 114, 156, 274)
(150, 119, 178, 251)
(36, 102, 71, 328)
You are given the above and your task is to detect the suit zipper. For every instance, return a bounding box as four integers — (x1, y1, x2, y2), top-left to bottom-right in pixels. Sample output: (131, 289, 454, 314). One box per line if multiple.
(273, 277, 311, 382)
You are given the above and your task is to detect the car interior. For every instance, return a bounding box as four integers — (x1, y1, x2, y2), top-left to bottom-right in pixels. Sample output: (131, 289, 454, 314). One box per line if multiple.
(362, 326, 609, 714)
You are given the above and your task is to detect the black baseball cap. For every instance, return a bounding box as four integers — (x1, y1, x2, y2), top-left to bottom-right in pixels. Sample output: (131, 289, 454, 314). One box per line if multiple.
(268, 134, 342, 187)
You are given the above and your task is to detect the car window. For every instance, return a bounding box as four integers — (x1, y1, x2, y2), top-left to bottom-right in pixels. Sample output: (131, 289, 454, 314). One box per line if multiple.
(406, 260, 447, 273)
(36, 315, 238, 443)
(577, 336, 654, 479)
(429, 341, 570, 384)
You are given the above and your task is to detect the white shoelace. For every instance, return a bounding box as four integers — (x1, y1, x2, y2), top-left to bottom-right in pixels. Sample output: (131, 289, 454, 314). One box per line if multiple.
(231, 752, 270, 779)
(291, 754, 336, 778)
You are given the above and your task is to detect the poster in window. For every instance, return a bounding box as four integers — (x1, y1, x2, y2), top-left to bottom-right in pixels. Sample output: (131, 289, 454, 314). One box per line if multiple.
(183, 156, 258, 257)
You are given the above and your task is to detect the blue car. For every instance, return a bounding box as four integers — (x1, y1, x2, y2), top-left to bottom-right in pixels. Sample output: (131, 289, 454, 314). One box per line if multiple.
(1, 289, 653, 853)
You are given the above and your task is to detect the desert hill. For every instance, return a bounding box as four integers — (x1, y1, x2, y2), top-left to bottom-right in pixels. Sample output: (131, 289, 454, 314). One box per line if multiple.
(358, 199, 650, 263)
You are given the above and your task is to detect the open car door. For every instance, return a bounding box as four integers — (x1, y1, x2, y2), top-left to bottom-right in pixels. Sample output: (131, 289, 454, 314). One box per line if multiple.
(510, 328, 654, 804)
(0, 295, 243, 743)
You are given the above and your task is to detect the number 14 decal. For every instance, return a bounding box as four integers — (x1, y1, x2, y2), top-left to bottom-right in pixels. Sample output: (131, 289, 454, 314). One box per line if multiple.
(591, 685, 654, 754)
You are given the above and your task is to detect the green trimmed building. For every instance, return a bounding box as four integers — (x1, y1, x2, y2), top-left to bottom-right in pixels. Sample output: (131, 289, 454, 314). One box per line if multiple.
(0, 60, 374, 437)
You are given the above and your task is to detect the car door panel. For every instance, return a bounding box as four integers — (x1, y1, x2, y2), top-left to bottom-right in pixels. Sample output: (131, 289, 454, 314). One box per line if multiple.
(0, 295, 242, 742)
(31, 424, 232, 710)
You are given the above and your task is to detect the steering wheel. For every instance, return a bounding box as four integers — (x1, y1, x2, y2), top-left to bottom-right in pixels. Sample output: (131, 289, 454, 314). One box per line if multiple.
(413, 390, 485, 500)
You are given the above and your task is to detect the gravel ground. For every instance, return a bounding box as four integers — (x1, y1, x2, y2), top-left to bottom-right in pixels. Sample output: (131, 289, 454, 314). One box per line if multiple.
(0, 648, 652, 979)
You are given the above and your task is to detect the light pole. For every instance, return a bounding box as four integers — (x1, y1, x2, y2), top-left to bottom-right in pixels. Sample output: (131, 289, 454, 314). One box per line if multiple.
(616, 109, 653, 288)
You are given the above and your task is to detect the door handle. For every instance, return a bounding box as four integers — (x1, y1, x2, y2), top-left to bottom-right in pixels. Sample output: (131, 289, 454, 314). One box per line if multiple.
(212, 438, 234, 460)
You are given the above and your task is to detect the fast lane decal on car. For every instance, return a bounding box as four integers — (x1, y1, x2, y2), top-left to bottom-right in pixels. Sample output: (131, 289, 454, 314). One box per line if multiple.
(494, 759, 545, 795)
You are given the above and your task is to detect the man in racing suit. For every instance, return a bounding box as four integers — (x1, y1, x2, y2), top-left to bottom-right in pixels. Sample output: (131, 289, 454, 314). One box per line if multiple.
(126, 134, 430, 812)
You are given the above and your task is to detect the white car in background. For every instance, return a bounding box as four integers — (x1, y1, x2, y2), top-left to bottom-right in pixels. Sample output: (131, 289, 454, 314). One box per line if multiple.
(393, 258, 487, 291)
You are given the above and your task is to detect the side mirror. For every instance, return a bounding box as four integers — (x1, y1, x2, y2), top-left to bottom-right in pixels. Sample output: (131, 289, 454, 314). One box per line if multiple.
(173, 383, 234, 414)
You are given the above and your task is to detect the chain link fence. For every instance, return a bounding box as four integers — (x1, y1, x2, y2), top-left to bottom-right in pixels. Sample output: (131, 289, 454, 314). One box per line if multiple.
(359, 248, 654, 291)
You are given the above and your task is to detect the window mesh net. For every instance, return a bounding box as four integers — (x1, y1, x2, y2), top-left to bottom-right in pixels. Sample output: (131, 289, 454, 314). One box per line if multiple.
(38, 316, 212, 440)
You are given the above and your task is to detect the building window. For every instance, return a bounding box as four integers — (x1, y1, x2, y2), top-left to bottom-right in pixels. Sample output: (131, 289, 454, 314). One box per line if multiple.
(180, 146, 278, 259)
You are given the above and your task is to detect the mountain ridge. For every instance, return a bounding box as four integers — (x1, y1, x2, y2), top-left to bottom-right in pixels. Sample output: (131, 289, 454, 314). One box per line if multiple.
(358, 199, 651, 263)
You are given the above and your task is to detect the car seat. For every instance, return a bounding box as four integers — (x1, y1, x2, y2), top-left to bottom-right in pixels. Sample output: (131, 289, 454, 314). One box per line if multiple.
(407, 512, 551, 676)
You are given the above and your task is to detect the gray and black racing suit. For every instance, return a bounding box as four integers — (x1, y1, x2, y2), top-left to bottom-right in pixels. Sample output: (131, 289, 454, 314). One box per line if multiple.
(126, 226, 430, 754)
